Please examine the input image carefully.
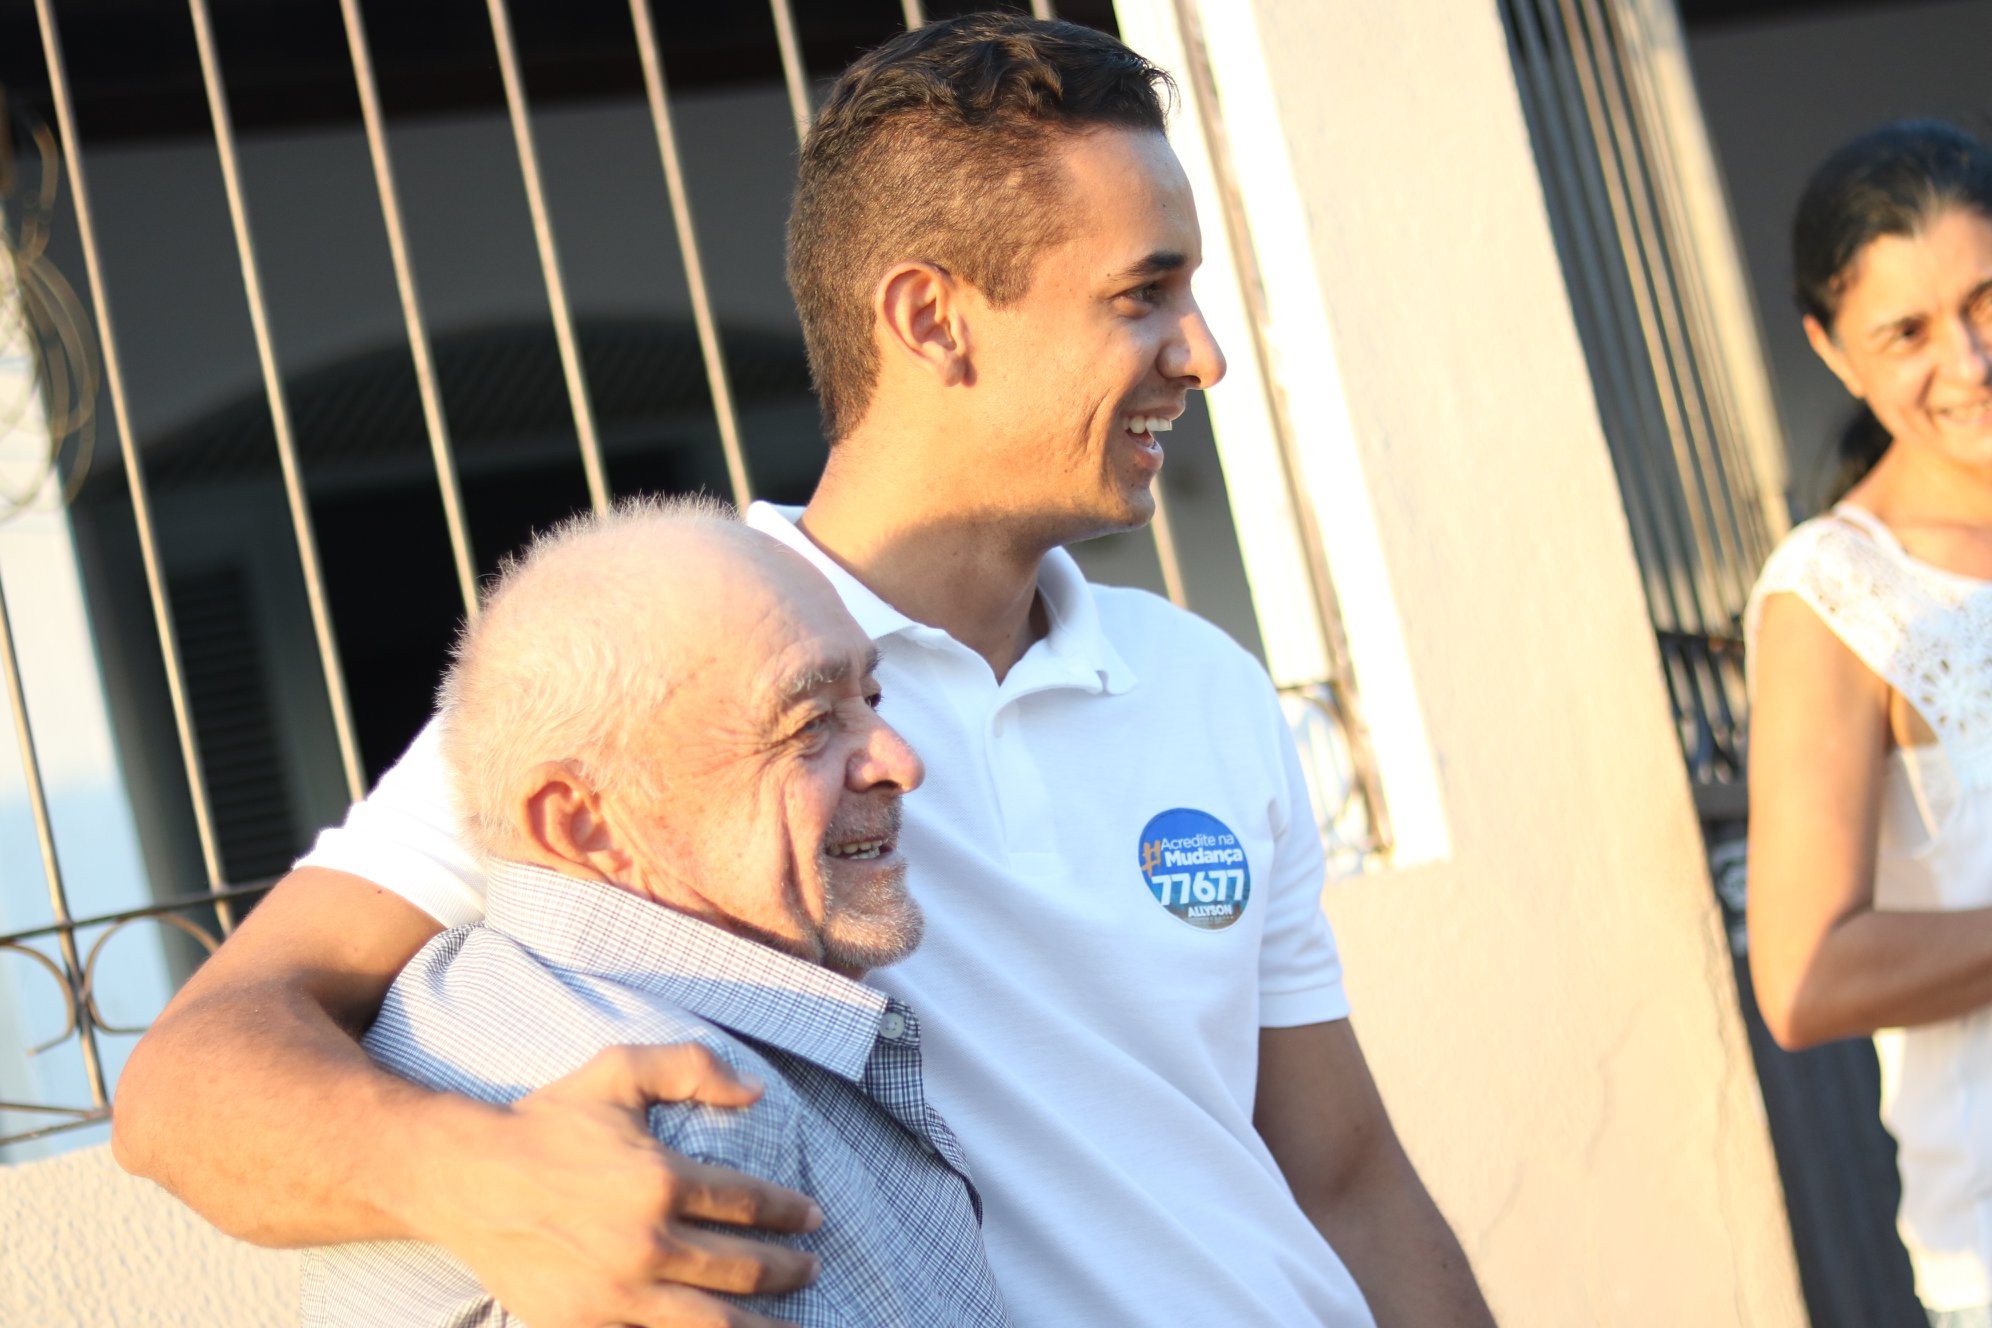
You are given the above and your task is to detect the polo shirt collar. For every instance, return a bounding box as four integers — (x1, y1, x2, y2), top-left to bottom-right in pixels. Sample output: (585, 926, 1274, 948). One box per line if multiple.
(746, 501, 1137, 695)
(746, 502, 918, 643)
(484, 860, 890, 1082)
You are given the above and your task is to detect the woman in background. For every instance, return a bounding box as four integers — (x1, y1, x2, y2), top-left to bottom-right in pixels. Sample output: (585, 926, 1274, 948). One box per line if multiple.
(1748, 120, 1992, 1328)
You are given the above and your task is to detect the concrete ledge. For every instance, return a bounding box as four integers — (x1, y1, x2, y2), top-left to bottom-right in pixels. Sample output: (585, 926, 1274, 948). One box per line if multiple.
(0, 1143, 296, 1327)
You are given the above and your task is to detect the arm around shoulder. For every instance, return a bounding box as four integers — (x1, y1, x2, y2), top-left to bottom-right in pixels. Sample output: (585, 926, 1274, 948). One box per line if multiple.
(114, 868, 824, 1328)
(111, 865, 460, 1245)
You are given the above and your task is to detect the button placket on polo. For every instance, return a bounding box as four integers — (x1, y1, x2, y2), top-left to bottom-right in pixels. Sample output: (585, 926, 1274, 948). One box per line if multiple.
(991, 636, 1110, 863)
(986, 694, 1060, 859)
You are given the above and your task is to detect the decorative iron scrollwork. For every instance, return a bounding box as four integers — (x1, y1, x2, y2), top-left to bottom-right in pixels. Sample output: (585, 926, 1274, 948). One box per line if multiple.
(0, 937, 75, 1056)
(0, 883, 269, 1149)
(80, 912, 222, 1034)
(1280, 681, 1384, 876)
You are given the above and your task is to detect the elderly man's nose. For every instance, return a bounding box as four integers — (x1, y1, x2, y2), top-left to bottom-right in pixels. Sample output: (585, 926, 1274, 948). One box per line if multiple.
(852, 717, 924, 793)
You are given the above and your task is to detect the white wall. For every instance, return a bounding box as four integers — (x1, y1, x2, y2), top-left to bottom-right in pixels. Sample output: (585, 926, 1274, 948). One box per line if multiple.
(1113, 0, 1807, 1322)
(0, 1144, 294, 1326)
(1690, 0, 1992, 513)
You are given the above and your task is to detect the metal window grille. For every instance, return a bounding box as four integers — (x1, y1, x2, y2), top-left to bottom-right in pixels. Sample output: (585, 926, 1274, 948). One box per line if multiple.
(0, 0, 1307, 1154)
(1501, 0, 1778, 812)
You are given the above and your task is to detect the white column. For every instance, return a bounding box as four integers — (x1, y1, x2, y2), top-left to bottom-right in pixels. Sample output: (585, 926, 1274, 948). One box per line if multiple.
(1116, 0, 1452, 869)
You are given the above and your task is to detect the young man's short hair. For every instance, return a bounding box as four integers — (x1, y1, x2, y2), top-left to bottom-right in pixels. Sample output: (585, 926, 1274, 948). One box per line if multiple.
(786, 13, 1172, 442)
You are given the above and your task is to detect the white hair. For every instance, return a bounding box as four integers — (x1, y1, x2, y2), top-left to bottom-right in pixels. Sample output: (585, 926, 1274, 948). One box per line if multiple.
(437, 493, 739, 862)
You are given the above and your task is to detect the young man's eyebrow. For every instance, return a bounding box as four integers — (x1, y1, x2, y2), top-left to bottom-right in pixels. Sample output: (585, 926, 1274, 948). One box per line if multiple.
(1107, 251, 1188, 283)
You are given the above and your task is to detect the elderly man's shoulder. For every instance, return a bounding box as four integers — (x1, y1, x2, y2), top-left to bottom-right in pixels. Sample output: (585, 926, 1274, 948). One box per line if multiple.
(364, 922, 802, 1172)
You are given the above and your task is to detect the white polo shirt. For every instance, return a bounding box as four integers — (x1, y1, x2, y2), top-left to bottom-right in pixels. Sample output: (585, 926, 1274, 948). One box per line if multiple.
(300, 502, 1371, 1327)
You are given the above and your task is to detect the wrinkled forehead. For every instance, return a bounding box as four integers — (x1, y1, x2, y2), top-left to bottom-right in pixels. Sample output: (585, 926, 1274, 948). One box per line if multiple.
(669, 541, 872, 706)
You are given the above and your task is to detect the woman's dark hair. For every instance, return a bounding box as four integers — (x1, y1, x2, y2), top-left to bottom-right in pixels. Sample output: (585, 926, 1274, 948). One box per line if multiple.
(1818, 403, 1893, 510)
(1792, 119, 1992, 329)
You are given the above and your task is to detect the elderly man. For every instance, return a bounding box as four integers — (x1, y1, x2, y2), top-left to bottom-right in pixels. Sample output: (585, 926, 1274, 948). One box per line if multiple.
(302, 498, 1005, 1327)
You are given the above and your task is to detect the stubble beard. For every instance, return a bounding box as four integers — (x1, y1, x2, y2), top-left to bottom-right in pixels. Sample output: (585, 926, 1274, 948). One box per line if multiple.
(819, 859, 925, 973)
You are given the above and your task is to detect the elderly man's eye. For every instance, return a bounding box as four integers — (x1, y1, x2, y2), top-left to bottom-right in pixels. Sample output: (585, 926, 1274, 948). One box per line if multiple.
(866, 689, 885, 711)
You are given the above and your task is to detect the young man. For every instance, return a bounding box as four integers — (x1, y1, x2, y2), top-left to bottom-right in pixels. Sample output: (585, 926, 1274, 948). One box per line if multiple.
(303, 501, 1004, 1326)
(114, 16, 1493, 1328)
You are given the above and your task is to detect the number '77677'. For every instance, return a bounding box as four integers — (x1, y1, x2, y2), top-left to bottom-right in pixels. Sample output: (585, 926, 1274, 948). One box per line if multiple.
(1151, 870, 1247, 907)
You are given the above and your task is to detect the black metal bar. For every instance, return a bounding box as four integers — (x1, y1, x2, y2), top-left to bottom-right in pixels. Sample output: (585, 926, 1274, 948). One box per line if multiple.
(0, 563, 104, 1105)
(0, 882, 276, 1149)
(31, 0, 237, 931)
(0, 1108, 111, 1149)
(0, 881, 276, 948)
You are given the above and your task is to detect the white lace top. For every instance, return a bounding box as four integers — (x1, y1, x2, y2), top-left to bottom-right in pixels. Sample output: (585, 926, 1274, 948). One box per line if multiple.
(1747, 503, 1992, 1312)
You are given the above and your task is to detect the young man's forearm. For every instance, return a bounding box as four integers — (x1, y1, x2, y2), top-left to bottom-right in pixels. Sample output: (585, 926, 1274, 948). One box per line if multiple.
(1305, 1148, 1496, 1328)
(112, 871, 824, 1328)
(112, 869, 457, 1244)
(1256, 1021, 1496, 1327)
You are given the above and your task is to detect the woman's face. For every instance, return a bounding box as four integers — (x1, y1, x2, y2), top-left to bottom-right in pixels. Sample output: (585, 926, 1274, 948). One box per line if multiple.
(1806, 205, 1992, 473)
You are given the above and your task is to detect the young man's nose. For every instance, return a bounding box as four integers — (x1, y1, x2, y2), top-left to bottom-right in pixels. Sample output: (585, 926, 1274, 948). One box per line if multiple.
(1164, 304, 1227, 389)
(850, 716, 925, 794)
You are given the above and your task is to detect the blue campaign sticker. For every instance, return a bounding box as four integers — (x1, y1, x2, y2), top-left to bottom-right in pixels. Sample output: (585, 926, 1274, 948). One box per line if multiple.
(1137, 808, 1251, 931)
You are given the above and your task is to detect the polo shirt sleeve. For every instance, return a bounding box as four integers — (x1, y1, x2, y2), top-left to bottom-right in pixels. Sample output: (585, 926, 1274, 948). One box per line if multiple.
(294, 715, 489, 927)
(1257, 701, 1351, 1028)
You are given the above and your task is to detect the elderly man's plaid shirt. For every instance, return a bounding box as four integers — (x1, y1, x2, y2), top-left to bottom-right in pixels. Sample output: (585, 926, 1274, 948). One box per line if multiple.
(300, 861, 1008, 1327)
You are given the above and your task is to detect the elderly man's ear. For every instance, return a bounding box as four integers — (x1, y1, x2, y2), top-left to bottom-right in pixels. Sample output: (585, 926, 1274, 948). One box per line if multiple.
(512, 761, 632, 885)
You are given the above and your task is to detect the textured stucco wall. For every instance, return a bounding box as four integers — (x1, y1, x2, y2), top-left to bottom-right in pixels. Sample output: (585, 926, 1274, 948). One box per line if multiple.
(1199, 1, 1807, 1323)
(0, 1144, 295, 1326)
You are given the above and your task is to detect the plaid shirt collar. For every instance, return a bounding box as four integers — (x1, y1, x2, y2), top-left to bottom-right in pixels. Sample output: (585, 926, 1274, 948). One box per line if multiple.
(484, 860, 894, 1082)
(746, 501, 1137, 696)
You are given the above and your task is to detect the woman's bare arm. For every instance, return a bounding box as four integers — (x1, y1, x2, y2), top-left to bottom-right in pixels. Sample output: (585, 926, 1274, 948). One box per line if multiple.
(1748, 592, 1992, 1048)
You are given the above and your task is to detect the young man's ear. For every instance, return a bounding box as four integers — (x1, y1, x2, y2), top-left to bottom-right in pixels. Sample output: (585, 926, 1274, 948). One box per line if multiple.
(875, 261, 971, 387)
(1804, 314, 1866, 401)
(512, 761, 630, 884)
